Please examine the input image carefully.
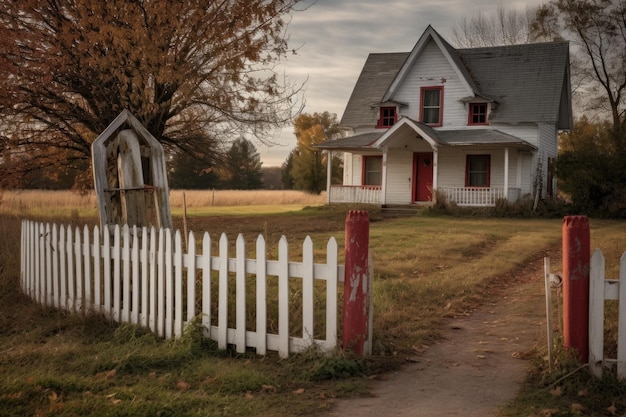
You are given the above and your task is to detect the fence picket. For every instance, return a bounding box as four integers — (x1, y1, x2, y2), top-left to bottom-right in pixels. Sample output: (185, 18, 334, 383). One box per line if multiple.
(67, 226, 75, 313)
(235, 234, 246, 353)
(278, 236, 289, 358)
(148, 227, 157, 332)
(201, 232, 212, 338)
(45, 224, 52, 307)
(131, 226, 140, 325)
(140, 227, 149, 327)
(122, 225, 131, 323)
(52, 224, 59, 309)
(174, 230, 183, 338)
(74, 227, 83, 314)
(589, 249, 605, 378)
(35, 223, 42, 304)
(103, 226, 111, 319)
(187, 231, 197, 325)
(20, 220, 350, 358)
(83, 226, 92, 313)
(165, 229, 173, 339)
(256, 235, 267, 355)
(93, 226, 101, 313)
(302, 236, 314, 348)
(156, 228, 165, 337)
(618, 252, 626, 379)
(112, 225, 121, 322)
(218, 233, 229, 350)
(326, 237, 338, 350)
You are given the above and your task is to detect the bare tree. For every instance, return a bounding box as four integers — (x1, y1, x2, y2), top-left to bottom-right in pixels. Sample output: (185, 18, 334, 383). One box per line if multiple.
(452, 5, 541, 48)
(532, 0, 626, 130)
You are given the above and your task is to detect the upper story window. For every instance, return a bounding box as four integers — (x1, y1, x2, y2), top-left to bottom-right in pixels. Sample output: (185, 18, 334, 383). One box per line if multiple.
(468, 103, 488, 125)
(363, 155, 382, 186)
(466, 154, 490, 187)
(420, 86, 443, 126)
(377, 106, 397, 128)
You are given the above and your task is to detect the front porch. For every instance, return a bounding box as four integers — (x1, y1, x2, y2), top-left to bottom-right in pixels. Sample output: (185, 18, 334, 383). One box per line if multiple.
(328, 185, 508, 207)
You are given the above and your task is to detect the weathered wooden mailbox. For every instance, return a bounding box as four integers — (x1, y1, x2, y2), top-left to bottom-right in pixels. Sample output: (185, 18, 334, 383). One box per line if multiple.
(92, 110, 172, 231)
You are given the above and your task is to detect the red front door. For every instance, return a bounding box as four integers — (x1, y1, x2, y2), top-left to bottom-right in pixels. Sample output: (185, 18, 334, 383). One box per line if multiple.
(413, 153, 433, 202)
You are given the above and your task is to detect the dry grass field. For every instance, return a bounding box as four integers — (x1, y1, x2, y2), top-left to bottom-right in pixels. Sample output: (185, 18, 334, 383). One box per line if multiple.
(0, 189, 325, 213)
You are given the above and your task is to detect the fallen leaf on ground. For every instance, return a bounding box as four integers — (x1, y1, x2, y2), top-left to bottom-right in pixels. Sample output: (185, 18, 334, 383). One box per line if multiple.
(293, 388, 305, 395)
(176, 381, 190, 390)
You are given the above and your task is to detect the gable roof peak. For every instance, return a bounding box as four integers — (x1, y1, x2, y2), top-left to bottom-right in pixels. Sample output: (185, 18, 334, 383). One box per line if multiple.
(382, 26, 477, 102)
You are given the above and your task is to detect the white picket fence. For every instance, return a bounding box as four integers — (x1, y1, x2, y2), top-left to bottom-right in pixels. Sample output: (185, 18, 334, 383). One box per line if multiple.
(589, 249, 626, 378)
(20, 220, 345, 358)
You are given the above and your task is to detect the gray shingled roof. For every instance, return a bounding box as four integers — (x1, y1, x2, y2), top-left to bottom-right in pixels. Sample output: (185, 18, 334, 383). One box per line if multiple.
(339, 52, 409, 129)
(458, 42, 570, 125)
(339, 28, 571, 130)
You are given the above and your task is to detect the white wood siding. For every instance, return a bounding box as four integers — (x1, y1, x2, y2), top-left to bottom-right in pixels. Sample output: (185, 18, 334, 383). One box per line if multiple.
(393, 39, 472, 127)
(538, 123, 558, 158)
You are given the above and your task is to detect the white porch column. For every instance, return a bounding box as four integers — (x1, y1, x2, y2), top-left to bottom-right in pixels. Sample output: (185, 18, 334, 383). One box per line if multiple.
(432, 148, 439, 197)
(381, 149, 388, 205)
(503, 147, 509, 201)
(326, 150, 332, 204)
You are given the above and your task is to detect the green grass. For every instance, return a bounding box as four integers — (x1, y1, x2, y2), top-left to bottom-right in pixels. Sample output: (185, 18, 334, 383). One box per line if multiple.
(2, 207, 626, 416)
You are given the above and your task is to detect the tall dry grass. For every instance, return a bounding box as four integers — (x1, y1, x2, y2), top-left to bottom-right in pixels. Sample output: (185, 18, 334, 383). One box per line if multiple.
(0, 189, 325, 215)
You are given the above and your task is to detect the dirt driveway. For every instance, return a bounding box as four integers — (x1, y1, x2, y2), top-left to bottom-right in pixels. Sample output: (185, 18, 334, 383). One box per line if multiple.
(326, 255, 549, 417)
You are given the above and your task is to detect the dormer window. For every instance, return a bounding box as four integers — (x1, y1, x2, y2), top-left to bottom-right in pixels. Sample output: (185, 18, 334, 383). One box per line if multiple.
(420, 86, 443, 126)
(468, 103, 488, 125)
(377, 106, 397, 128)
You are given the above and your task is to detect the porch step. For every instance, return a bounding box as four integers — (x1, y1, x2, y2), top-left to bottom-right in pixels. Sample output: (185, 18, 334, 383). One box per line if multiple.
(381, 205, 422, 217)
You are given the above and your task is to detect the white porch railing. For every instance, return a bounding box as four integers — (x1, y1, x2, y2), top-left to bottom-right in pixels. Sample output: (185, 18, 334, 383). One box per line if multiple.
(439, 187, 504, 207)
(329, 185, 381, 204)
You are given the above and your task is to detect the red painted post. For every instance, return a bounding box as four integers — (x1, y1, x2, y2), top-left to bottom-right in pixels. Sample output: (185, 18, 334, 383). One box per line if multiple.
(562, 215, 590, 362)
(343, 210, 370, 354)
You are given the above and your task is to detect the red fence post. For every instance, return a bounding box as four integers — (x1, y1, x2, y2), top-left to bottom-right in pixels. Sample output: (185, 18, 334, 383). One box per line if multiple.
(562, 215, 590, 362)
(343, 210, 370, 355)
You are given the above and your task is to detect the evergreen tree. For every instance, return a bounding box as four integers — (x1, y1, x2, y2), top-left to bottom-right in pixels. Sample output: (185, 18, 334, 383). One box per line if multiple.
(219, 138, 263, 190)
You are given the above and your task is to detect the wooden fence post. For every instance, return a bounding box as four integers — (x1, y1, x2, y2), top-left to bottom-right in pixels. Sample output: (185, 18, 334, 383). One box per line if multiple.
(343, 210, 370, 355)
(562, 215, 590, 362)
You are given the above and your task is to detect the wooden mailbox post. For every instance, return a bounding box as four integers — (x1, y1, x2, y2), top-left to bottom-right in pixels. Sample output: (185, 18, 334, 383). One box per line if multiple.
(92, 110, 172, 231)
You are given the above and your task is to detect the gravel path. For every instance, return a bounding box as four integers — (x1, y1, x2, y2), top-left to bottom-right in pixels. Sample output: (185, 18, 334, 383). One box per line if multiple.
(326, 265, 546, 417)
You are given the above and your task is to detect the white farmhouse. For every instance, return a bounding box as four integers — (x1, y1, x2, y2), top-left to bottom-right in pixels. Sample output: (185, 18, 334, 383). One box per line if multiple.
(317, 26, 572, 207)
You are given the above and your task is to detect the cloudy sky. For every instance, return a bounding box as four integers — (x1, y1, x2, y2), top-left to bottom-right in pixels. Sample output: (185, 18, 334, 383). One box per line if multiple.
(259, 0, 547, 167)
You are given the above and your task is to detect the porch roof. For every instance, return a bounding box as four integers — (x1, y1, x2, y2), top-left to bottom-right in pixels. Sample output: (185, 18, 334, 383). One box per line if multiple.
(315, 131, 382, 150)
(435, 129, 537, 149)
(317, 120, 536, 151)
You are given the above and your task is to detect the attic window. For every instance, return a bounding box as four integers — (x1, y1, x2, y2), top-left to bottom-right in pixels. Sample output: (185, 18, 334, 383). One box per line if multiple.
(420, 86, 443, 126)
(468, 103, 488, 125)
(377, 107, 397, 128)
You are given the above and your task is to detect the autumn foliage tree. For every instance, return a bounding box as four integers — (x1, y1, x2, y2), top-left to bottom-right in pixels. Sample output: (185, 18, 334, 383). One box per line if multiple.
(288, 112, 343, 194)
(0, 0, 304, 189)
